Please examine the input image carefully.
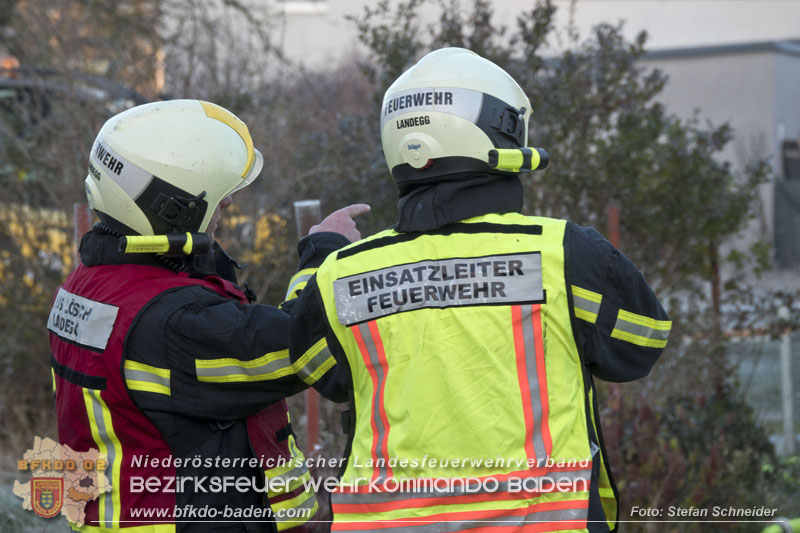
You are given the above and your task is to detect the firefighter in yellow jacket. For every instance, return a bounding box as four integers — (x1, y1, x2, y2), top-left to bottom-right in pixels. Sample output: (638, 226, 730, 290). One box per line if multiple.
(287, 48, 671, 532)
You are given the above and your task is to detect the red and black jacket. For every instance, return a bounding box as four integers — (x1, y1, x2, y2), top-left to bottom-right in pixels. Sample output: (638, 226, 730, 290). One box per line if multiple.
(49, 229, 347, 532)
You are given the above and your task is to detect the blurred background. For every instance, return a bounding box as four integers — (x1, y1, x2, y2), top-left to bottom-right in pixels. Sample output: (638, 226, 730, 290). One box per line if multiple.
(1, 0, 799, 531)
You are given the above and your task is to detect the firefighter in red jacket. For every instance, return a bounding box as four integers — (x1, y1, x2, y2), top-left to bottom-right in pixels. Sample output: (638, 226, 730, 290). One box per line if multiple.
(48, 99, 368, 532)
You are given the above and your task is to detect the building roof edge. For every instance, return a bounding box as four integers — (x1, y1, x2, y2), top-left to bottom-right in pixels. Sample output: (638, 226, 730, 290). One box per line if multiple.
(644, 39, 800, 60)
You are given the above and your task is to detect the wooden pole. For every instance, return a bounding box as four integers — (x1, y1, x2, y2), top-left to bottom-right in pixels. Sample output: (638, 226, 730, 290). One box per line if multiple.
(608, 204, 620, 249)
(294, 200, 322, 454)
(607, 205, 623, 409)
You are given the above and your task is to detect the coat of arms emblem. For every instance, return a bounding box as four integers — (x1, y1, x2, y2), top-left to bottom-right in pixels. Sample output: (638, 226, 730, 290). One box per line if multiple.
(31, 477, 64, 518)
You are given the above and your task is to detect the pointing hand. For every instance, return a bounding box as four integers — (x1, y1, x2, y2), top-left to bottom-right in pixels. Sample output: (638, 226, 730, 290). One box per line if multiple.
(309, 204, 371, 243)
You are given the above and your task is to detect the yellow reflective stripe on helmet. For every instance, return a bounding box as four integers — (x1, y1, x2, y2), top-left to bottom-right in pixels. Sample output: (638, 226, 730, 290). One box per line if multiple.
(295, 338, 336, 385)
(82, 388, 121, 528)
(610, 309, 671, 348)
(124, 360, 171, 396)
(571, 285, 602, 324)
(272, 488, 318, 531)
(284, 268, 316, 301)
(195, 350, 293, 383)
(200, 101, 255, 178)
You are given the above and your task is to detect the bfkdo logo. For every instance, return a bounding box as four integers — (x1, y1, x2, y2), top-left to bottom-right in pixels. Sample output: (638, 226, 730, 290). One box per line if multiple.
(31, 477, 64, 518)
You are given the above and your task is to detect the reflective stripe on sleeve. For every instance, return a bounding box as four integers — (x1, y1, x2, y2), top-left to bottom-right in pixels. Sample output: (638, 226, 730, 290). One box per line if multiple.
(571, 285, 602, 324)
(284, 268, 316, 301)
(610, 309, 671, 348)
(194, 343, 335, 384)
(195, 350, 293, 383)
(265, 434, 318, 528)
(272, 488, 319, 531)
(265, 434, 313, 499)
(294, 338, 336, 385)
(267, 465, 311, 499)
(124, 360, 171, 396)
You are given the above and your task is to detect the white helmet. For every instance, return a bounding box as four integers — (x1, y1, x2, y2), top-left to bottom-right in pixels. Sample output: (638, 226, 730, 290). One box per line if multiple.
(381, 47, 541, 185)
(85, 99, 264, 235)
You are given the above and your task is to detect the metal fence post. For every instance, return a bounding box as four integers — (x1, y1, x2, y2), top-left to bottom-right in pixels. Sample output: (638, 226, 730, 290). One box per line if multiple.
(779, 309, 796, 455)
(294, 200, 322, 454)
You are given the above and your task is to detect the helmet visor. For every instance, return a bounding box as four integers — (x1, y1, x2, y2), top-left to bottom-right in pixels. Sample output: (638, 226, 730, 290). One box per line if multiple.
(229, 148, 264, 195)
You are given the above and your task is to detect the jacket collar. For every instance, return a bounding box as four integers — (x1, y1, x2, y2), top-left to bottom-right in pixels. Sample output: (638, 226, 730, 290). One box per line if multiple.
(79, 229, 240, 283)
(395, 173, 523, 232)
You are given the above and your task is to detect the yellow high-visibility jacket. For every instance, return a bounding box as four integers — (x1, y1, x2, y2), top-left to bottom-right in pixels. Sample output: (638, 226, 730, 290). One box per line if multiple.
(288, 213, 671, 532)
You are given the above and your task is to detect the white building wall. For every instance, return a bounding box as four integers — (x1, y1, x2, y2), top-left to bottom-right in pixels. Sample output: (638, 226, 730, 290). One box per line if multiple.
(640, 51, 779, 241)
(775, 51, 800, 150)
(773, 51, 800, 271)
(277, 0, 800, 67)
(542, 0, 800, 51)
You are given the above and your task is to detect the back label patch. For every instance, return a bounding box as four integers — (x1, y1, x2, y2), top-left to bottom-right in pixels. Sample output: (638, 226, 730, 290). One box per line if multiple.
(47, 288, 119, 351)
(334, 253, 544, 325)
